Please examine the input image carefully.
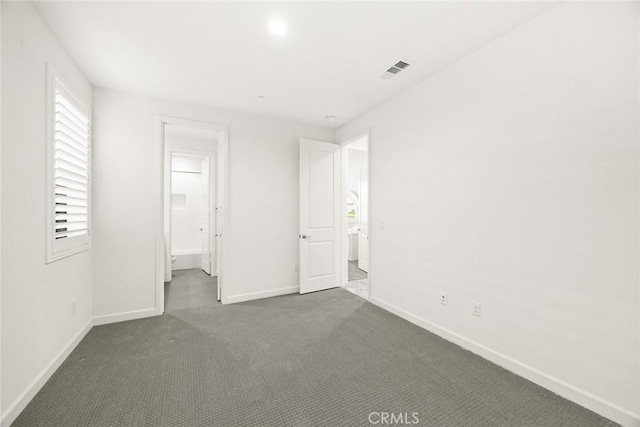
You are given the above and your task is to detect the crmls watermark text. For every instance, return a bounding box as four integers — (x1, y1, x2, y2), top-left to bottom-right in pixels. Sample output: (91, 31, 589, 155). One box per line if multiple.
(368, 412, 420, 425)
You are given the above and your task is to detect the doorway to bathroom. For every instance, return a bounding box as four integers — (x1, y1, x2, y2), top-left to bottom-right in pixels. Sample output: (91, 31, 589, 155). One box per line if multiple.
(341, 134, 369, 299)
(158, 117, 228, 313)
(169, 151, 215, 274)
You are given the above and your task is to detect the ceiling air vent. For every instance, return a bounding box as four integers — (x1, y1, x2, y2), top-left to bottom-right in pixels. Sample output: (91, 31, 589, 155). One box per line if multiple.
(381, 60, 411, 79)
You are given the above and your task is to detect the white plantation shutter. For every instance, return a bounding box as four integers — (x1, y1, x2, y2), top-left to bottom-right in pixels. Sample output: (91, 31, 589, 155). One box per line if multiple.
(54, 88, 90, 239)
(47, 70, 91, 262)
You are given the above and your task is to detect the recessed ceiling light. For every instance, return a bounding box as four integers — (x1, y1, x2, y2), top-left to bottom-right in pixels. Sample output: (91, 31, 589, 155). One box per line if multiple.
(325, 115, 336, 122)
(269, 19, 287, 36)
(257, 95, 266, 101)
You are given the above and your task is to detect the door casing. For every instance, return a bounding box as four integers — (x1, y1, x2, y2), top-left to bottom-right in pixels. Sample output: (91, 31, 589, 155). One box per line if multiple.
(157, 116, 228, 312)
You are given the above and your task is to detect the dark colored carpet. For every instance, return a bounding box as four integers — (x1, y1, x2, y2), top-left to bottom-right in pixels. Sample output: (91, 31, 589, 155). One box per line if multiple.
(13, 269, 616, 426)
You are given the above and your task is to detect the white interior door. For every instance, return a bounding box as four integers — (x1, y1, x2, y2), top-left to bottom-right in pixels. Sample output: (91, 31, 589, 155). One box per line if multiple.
(299, 139, 341, 294)
(358, 224, 369, 273)
(200, 157, 211, 274)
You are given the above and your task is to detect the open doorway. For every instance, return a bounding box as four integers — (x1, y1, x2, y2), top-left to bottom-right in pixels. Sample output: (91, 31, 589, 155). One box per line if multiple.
(158, 117, 228, 314)
(341, 135, 369, 299)
(168, 152, 215, 274)
(166, 150, 217, 309)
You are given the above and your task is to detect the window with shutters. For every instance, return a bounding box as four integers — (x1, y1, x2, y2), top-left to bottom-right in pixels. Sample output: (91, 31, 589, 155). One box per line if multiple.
(46, 69, 91, 263)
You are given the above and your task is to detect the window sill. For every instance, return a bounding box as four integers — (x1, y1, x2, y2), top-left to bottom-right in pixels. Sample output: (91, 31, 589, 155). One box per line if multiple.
(46, 242, 91, 264)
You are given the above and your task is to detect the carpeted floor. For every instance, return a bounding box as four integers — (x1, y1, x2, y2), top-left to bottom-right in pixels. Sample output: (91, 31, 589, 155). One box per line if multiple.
(13, 269, 616, 427)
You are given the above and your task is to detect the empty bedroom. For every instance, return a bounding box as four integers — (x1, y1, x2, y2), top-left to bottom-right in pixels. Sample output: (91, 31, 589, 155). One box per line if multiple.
(1, 1, 639, 426)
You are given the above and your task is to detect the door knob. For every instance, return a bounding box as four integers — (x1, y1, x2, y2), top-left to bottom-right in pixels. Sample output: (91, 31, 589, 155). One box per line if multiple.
(299, 234, 311, 239)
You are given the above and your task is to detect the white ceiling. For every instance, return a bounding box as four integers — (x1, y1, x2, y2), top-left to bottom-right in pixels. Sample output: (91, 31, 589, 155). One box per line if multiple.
(34, 1, 557, 128)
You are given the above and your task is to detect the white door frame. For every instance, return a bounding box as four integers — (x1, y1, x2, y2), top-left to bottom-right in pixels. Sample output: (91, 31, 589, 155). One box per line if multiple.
(340, 131, 371, 299)
(164, 148, 216, 281)
(156, 115, 229, 314)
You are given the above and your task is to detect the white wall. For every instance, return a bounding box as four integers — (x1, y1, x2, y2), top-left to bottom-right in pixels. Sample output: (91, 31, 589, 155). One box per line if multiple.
(337, 2, 639, 425)
(165, 124, 218, 153)
(1, 2, 93, 424)
(92, 88, 334, 317)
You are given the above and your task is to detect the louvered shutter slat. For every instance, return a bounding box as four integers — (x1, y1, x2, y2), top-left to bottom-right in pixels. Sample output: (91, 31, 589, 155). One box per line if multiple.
(55, 230, 88, 240)
(55, 113, 88, 139)
(55, 95, 88, 124)
(55, 168, 88, 183)
(56, 140, 88, 160)
(55, 132, 89, 154)
(55, 148, 87, 167)
(55, 205, 87, 215)
(55, 178, 88, 193)
(55, 122, 88, 145)
(55, 158, 87, 175)
(55, 102, 87, 128)
(55, 186, 87, 199)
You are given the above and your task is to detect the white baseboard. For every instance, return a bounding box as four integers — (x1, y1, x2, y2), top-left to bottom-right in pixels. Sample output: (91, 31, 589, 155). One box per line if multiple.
(171, 253, 200, 271)
(1, 319, 93, 427)
(224, 286, 299, 304)
(93, 307, 157, 326)
(370, 296, 640, 427)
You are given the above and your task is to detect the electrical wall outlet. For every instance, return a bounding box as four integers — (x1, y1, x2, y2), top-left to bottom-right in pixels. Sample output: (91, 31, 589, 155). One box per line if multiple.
(440, 292, 448, 306)
(293, 263, 299, 272)
(472, 301, 481, 317)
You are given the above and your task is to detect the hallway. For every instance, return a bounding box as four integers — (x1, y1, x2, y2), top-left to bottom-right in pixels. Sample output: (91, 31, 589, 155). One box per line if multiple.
(165, 269, 219, 312)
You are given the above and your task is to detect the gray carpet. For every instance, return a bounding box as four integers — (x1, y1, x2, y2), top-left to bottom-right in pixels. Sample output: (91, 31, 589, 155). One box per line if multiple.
(348, 260, 367, 281)
(13, 269, 616, 427)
